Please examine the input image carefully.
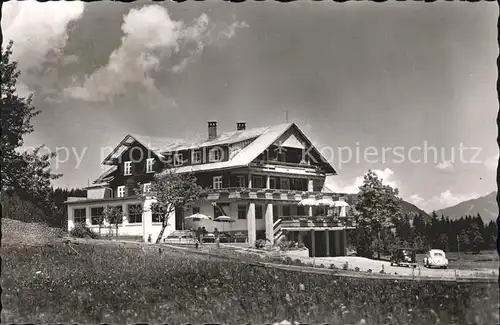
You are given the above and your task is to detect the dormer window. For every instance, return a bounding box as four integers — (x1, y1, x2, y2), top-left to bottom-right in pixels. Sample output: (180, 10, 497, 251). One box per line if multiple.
(146, 158, 154, 173)
(173, 153, 183, 166)
(192, 150, 202, 164)
(124, 161, 132, 176)
(209, 148, 221, 162)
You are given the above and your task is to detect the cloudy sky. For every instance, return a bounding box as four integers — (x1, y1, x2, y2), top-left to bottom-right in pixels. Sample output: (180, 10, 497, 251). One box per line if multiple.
(2, 1, 498, 212)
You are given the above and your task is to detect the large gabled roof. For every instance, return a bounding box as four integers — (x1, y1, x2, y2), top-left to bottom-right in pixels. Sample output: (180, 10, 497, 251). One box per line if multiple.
(100, 122, 338, 175)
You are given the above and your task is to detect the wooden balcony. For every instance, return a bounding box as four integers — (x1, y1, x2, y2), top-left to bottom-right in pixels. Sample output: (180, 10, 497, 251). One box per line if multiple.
(203, 187, 340, 202)
(279, 215, 356, 231)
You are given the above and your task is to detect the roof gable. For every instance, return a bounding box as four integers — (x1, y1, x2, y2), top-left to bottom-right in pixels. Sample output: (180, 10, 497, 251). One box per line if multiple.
(278, 133, 307, 149)
(101, 122, 337, 175)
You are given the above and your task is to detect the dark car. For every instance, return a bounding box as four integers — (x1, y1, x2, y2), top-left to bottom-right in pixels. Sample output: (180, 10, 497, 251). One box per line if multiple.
(390, 248, 417, 268)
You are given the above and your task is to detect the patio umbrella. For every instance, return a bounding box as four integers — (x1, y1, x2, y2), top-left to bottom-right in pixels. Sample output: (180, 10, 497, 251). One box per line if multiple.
(316, 198, 335, 216)
(214, 216, 235, 232)
(316, 198, 335, 207)
(332, 201, 350, 217)
(185, 213, 212, 221)
(298, 198, 318, 206)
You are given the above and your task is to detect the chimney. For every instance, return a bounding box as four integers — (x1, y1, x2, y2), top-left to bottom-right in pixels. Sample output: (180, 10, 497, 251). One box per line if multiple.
(236, 122, 246, 131)
(208, 121, 217, 140)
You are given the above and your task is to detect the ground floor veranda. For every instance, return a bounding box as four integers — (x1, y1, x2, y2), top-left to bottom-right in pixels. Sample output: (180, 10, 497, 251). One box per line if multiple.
(65, 189, 355, 257)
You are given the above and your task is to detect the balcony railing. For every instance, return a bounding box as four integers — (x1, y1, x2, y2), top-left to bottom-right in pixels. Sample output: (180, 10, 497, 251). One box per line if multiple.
(204, 187, 324, 196)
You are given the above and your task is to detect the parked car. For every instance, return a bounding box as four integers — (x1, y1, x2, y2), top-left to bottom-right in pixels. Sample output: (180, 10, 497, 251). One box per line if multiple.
(390, 248, 417, 267)
(423, 249, 449, 269)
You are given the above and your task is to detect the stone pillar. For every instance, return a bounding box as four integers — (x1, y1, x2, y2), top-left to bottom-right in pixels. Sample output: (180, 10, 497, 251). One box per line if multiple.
(265, 203, 274, 245)
(85, 206, 91, 226)
(326, 230, 330, 257)
(248, 174, 253, 188)
(67, 205, 73, 231)
(310, 229, 316, 257)
(142, 197, 153, 243)
(247, 202, 256, 247)
(266, 175, 271, 189)
(308, 179, 314, 192)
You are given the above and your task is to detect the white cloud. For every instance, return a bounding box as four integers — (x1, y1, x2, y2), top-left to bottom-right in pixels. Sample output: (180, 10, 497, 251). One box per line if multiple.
(411, 190, 482, 212)
(2, 1, 85, 73)
(65, 5, 248, 102)
(2, 1, 85, 97)
(484, 154, 498, 171)
(435, 160, 454, 171)
(325, 168, 399, 194)
(409, 193, 424, 206)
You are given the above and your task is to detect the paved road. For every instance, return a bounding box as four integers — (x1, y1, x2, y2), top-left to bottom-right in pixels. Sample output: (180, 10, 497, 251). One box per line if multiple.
(296, 256, 497, 278)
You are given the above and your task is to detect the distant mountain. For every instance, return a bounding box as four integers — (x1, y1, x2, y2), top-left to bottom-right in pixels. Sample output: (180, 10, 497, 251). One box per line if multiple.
(434, 191, 498, 223)
(344, 194, 431, 220)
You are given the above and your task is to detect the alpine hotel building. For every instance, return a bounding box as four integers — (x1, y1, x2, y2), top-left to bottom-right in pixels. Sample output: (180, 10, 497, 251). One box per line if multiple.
(65, 122, 354, 257)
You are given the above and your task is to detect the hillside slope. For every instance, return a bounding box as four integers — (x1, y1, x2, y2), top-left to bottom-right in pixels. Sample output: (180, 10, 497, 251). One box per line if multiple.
(434, 192, 497, 223)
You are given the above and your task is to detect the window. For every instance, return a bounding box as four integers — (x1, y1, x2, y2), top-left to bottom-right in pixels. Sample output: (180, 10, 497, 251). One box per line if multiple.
(282, 205, 291, 217)
(174, 153, 184, 166)
(269, 177, 277, 189)
(128, 204, 142, 223)
(209, 148, 221, 162)
(91, 207, 104, 225)
(280, 178, 290, 190)
(146, 158, 154, 173)
(236, 175, 246, 188)
(297, 205, 306, 216)
(73, 208, 86, 224)
(117, 186, 126, 198)
(255, 205, 263, 219)
(214, 203, 229, 219)
(191, 150, 202, 164)
(253, 176, 263, 188)
(213, 176, 223, 189)
(238, 204, 247, 219)
(124, 161, 132, 176)
(192, 206, 200, 214)
(143, 183, 151, 194)
(151, 203, 162, 223)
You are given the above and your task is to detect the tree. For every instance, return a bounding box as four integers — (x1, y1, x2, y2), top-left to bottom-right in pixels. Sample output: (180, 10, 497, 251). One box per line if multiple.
(147, 170, 205, 243)
(468, 224, 484, 254)
(353, 170, 404, 259)
(1, 41, 61, 215)
(103, 206, 123, 237)
(436, 233, 449, 251)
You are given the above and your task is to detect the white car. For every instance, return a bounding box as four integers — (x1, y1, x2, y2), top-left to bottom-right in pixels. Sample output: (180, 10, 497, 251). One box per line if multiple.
(423, 249, 449, 269)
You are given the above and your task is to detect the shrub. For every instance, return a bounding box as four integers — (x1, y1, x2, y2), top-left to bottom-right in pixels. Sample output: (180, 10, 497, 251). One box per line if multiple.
(342, 261, 349, 270)
(354, 267, 360, 272)
(294, 259, 303, 266)
(69, 224, 100, 239)
(329, 264, 338, 269)
(319, 264, 326, 268)
(367, 269, 372, 273)
(255, 239, 268, 249)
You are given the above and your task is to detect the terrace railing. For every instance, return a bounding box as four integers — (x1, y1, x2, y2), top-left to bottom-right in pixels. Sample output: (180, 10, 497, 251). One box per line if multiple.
(273, 218, 283, 243)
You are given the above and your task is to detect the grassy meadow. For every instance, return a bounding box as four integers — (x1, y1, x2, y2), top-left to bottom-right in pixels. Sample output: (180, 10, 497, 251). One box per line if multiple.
(1, 239, 498, 325)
